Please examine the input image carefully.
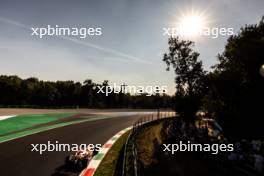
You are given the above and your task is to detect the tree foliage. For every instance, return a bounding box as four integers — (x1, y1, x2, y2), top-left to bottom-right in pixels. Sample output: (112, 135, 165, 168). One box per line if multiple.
(163, 37, 206, 122)
(0, 75, 173, 109)
(204, 17, 264, 137)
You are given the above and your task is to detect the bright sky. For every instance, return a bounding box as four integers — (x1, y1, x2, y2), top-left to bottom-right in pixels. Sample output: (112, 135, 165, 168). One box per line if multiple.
(0, 0, 263, 94)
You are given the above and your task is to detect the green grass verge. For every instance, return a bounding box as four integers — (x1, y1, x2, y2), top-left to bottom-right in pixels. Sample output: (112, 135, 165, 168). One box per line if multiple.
(94, 131, 130, 176)
(0, 115, 117, 143)
(135, 122, 163, 167)
(0, 118, 87, 143)
(134, 120, 224, 176)
(0, 113, 76, 135)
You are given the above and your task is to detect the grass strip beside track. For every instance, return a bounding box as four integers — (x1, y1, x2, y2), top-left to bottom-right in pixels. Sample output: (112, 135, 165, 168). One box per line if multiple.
(0, 113, 76, 135)
(94, 131, 130, 176)
(0, 115, 116, 143)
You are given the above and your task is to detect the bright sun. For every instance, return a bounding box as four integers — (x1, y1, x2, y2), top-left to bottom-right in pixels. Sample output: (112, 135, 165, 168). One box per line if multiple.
(177, 12, 206, 38)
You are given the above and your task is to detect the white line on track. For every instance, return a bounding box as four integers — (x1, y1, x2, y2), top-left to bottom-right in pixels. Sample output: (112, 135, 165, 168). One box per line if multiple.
(0, 115, 16, 121)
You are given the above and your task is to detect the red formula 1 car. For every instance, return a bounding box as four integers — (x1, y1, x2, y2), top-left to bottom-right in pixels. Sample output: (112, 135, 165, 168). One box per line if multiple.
(65, 149, 97, 172)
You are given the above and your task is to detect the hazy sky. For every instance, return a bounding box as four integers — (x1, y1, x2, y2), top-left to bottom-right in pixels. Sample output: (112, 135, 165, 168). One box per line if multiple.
(0, 0, 263, 94)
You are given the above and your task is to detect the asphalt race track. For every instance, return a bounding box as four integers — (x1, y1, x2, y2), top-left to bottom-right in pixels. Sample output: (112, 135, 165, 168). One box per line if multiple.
(0, 113, 145, 176)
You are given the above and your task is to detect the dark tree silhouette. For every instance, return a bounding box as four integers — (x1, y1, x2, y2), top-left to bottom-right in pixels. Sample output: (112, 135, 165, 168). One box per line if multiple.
(163, 37, 206, 123)
(0, 75, 174, 109)
(204, 17, 264, 137)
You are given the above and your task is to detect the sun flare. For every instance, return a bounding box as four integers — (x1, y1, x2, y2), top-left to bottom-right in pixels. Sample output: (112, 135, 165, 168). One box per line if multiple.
(176, 10, 207, 38)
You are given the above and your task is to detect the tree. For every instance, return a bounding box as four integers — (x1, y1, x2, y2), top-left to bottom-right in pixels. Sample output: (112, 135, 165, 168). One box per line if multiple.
(0, 75, 22, 105)
(205, 17, 264, 137)
(163, 37, 206, 123)
(0, 75, 174, 109)
(81, 79, 95, 107)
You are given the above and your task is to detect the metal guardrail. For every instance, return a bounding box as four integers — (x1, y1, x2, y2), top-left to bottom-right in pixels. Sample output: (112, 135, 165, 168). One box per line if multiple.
(122, 111, 176, 176)
(121, 132, 131, 176)
(122, 112, 262, 176)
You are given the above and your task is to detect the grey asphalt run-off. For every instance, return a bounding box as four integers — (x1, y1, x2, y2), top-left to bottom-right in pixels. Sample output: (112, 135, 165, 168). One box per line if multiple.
(0, 112, 152, 176)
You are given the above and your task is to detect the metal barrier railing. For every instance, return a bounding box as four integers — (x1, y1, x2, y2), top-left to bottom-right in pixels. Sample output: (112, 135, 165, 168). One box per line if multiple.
(122, 111, 176, 176)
